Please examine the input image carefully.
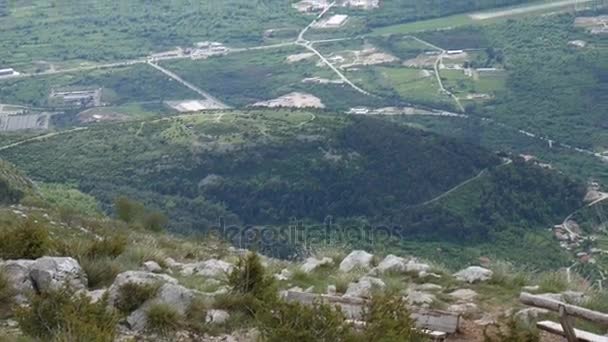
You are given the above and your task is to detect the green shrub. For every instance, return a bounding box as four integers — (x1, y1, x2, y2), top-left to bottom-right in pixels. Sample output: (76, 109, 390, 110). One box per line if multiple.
(361, 293, 427, 342)
(538, 271, 569, 293)
(80, 257, 124, 289)
(185, 297, 210, 333)
(142, 211, 168, 232)
(228, 253, 274, 298)
(115, 282, 160, 315)
(16, 288, 119, 342)
(256, 300, 353, 342)
(0, 268, 15, 318)
(114, 196, 144, 223)
(146, 303, 183, 335)
(0, 219, 52, 259)
(483, 317, 539, 342)
(85, 235, 128, 259)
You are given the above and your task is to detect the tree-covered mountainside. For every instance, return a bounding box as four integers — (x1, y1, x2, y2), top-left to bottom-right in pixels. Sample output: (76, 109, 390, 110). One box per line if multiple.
(0, 110, 586, 268)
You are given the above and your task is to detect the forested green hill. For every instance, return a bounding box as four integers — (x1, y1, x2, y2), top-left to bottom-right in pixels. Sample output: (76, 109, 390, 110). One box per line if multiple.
(0, 110, 585, 267)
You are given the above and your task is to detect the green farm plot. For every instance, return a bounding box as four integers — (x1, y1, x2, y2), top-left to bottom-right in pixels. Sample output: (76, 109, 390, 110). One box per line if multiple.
(160, 46, 384, 110)
(0, 64, 197, 108)
(367, 35, 437, 60)
(369, 0, 596, 36)
(349, 66, 454, 109)
(440, 69, 507, 101)
(0, 0, 307, 70)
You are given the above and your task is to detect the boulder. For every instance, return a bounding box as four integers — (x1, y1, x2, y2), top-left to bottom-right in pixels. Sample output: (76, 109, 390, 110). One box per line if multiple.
(86, 289, 108, 304)
(0, 260, 35, 303)
(300, 257, 333, 273)
(108, 271, 178, 306)
(515, 308, 549, 325)
(406, 290, 436, 306)
(377, 255, 407, 273)
(405, 259, 431, 274)
(413, 283, 443, 292)
(142, 261, 162, 273)
(522, 285, 540, 292)
(29, 257, 87, 293)
(562, 291, 588, 305)
(127, 283, 195, 332)
(339, 251, 374, 272)
(344, 276, 385, 298)
(273, 268, 292, 281)
(454, 266, 493, 283)
(181, 259, 234, 278)
(448, 289, 478, 302)
(448, 302, 478, 314)
(327, 285, 337, 296)
(206, 309, 230, 324)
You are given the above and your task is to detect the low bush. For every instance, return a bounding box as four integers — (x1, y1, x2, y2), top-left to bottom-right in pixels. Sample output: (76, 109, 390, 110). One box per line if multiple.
(85, 235, 128, 259)
(0, 219, 52, 259)
(80, 257, 124, 289)
(361, 293, 427, 342)
(256, 300, 353, 342)
(228, 252, 276, 311)
(538, 271, 569, 293)
(146, 303, 182, 335)
(483, 317, 539, 342)
(0, 268, 15, 318)
(115, 282, 160, 315)
(16, 288, 119, 342)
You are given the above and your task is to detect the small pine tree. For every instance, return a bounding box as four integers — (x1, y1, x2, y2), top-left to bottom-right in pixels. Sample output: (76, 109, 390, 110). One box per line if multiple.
(362, 293, 428, 342)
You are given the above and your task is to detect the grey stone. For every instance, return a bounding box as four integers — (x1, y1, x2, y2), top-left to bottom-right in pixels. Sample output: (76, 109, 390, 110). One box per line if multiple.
(454, 266, 493, 283)
(108, 271, 178, 307)
(29, 257, 87, 293)
(127, 283, 195, 332)
(181, 259, 234, 278)
(0, 260, 35, 303)
(448, 289, 478, 302)
(142, 261, 162, 273)
(377, 255, 407, 273)
(344, 276, 385, 298)
(300, 257, 333, 273)
(206, 309, 230, 324)
(339, 250, 374, 272)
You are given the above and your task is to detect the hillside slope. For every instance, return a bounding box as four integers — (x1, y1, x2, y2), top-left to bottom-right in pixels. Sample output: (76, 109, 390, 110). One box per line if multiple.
(0, 110, 586, 267)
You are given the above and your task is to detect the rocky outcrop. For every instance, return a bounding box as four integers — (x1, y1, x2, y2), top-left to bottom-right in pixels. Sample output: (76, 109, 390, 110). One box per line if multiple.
(180, 259, 234, 278)
(0, 260, 35, 303)
(1, 257, 87, 302)
(339, 250, 374, 272)
(142, 261, 162, 273)
(127, 283, 196, 331)
(300, 257, 333, 273)
(344, 276, 385, 298)
(108, 271, 178, 307)
(406, 290, 435, 306)
(29, 257, 88, 293)
(376, 255, 407, 273)
(449, 289, 478, 302)
(206, 309, 230, 324)
(454, 266, 493, 283)
(515, 308, 550, 324)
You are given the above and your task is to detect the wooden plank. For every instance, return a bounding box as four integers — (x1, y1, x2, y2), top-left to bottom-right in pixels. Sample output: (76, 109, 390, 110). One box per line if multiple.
(520, 292, 608, 326)
(537, 321, 608, 342)
(284, 291, 460, 333)
(412, 309, 460, 334)
(559, 305, 579, 342)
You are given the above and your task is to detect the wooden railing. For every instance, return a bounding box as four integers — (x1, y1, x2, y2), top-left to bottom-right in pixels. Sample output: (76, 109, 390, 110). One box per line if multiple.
(520, 292, 608, 342)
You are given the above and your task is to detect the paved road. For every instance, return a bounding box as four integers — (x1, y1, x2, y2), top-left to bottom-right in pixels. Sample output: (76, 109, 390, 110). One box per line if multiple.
(296, 1, 371, 96)
(470, 0, 596, 20)
(146, 61, 229, 109)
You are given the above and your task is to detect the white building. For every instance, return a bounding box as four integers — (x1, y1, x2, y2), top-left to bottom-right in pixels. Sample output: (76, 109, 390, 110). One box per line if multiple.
(325, 14, 349, 27)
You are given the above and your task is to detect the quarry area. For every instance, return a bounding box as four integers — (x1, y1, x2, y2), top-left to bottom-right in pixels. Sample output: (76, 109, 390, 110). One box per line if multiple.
(252, 92, 325, 109)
